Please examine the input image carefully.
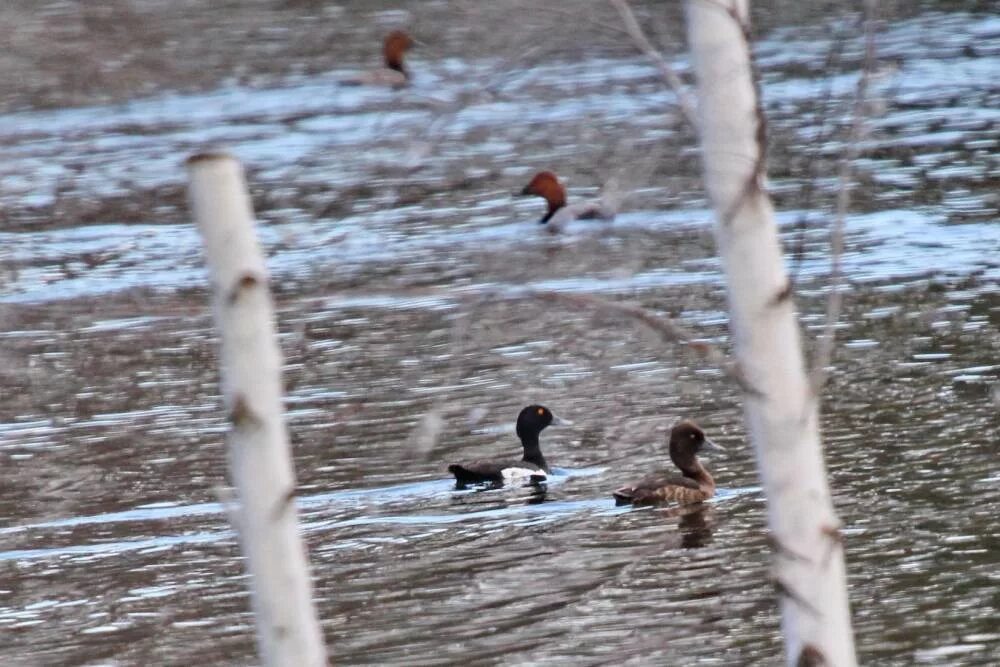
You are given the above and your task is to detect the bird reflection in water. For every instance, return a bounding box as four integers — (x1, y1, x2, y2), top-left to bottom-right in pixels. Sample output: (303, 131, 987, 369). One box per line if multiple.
(447, 482, 549, 511)
(659, 504, 716, 550)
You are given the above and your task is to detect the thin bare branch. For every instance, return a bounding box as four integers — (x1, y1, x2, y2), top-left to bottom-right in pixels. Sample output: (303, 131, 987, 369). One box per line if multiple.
(408, 288, 507, 457)
(789, 25, 852, 288)
(523, 3, 633, 40)
(525, 289, 763, 396)
(811, 1, 879, 393)
(609, 0, 699, 129)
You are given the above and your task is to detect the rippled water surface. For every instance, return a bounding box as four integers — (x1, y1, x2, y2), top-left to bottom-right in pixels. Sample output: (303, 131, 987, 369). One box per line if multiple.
(1, 2, 998, 665)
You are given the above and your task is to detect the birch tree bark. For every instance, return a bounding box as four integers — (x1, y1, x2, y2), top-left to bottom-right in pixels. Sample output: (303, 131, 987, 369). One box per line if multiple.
(187, 153, 327, 667)
(684, 2, 857, 665)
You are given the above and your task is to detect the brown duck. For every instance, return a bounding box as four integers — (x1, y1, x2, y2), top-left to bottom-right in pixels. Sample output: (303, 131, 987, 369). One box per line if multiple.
(613, 420, 725, 506)
(341, 30, 415, 88)
(518, 171, 617, 232)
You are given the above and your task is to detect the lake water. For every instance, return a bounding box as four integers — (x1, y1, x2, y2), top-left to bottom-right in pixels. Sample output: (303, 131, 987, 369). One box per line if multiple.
(0, 3, 998, 665)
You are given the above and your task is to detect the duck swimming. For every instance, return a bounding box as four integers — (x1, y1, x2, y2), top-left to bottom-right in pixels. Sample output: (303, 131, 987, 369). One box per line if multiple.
(613, 420, 725, 506)
(448, 405, 569, 488)
(519, 171, 618, 232)
(341, 30, 415, 88)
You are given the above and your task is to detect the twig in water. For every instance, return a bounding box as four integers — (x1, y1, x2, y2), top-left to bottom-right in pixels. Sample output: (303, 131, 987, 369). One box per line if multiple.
(811, 1, 879, 395)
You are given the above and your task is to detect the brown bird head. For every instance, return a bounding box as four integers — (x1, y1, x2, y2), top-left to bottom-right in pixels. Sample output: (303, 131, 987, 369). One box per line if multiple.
(383, 30, 415, 74)
(669, 420, 725, 471)
(520, 171, 567, 223)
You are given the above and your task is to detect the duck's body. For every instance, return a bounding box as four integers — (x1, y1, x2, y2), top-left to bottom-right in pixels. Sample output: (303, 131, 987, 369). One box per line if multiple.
(519, 171, 617, 233)
(613, 420, 724, 506)
(448, 459, 547, 487)
(341, 30, 414, 88)
(612, 468, 715, 505)
(448, 405, 567, 488)
(345, 68, 409, 87)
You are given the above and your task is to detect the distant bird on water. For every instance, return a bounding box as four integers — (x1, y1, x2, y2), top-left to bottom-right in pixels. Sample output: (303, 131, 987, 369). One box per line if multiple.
(518, 170, 618, 232)
(341, 30, 415, 88)
(612, 420, 725, 506)
(448, 405, 570, 488)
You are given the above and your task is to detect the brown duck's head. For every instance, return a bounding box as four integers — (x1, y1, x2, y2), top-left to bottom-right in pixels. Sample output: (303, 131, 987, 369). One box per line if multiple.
(669, 420, 725, 466)
(383, 30, 415, 74)
(519, 171, 567, 223)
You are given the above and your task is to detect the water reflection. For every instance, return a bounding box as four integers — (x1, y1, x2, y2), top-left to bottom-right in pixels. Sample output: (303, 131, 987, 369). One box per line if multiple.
(676, 505, 715, 550)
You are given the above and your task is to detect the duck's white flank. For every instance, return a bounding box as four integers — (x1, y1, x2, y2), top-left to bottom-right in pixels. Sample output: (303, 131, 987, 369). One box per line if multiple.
(501, 466, 546, 484)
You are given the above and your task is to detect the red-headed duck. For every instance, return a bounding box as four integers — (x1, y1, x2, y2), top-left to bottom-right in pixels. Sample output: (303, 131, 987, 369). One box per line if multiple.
(448, 405, 571, 488)
(613, 420, 726, 506)
(341, 30, 415, 88)
(519, 171, 618, 232)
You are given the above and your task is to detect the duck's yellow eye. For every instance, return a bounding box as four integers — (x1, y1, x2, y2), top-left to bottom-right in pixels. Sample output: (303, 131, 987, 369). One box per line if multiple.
(537, 407, 545, 416)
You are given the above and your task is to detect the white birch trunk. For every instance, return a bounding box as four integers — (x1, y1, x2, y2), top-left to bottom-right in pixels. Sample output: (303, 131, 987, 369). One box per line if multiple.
(186, 153, 327, 667)
(684, 2, 857, 665)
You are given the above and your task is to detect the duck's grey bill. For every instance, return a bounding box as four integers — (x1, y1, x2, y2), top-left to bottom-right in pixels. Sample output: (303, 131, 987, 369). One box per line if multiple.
(703, 437, 726, 452)
(549, 413, 573, 427)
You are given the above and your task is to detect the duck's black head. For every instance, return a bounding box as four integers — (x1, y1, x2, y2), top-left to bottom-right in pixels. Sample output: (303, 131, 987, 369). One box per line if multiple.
(516, 404, 562, 440)
(669, 419, 724, 465)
